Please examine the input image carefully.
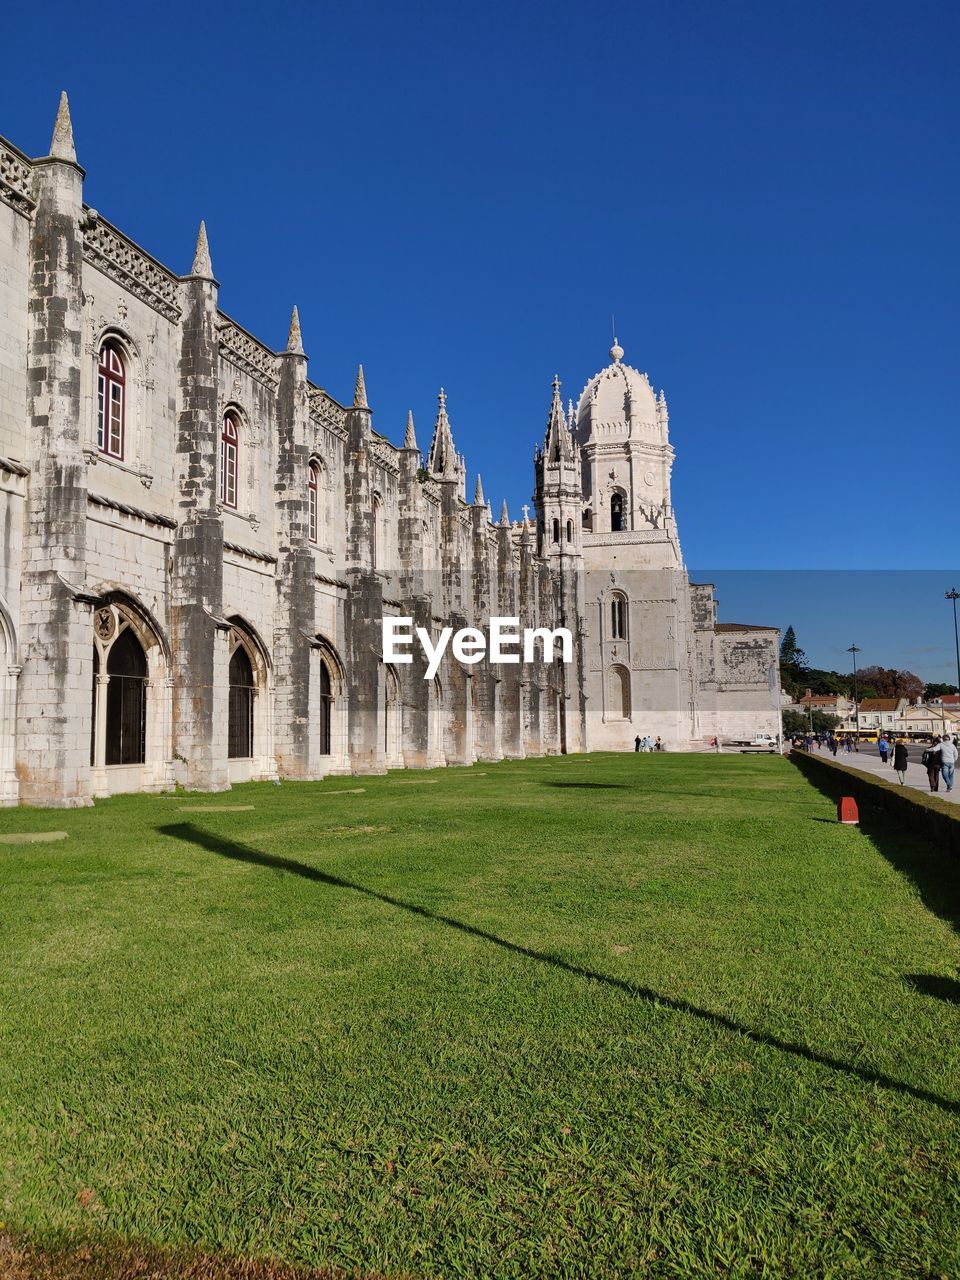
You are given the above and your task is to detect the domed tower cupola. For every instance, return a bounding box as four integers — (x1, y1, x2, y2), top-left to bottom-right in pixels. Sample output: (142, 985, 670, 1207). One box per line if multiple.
(574, 338, 676, 543)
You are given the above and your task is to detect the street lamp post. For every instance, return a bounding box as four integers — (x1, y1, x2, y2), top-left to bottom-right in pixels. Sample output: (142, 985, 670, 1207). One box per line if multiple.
(847, 644, 861, 750)
(947, 588, 960, 695)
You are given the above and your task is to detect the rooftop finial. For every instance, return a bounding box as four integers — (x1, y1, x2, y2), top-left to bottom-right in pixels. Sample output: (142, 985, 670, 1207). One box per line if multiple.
(404, 410, 417, 449)
(50, 90, 76, 163)
(354, 364, 368, 409)
(474, 474, 484, 505)
(191, 220, 214, 278)
(500, 499, 509, 527)
(438, 387, 446, 411)
(286, 305, 303, 354)
(610, 335, 624, 364)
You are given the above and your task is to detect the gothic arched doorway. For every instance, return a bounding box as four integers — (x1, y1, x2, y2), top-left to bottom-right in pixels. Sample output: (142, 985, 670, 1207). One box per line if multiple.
(90, 599, 169, 796)
(228, 643, 255, 759)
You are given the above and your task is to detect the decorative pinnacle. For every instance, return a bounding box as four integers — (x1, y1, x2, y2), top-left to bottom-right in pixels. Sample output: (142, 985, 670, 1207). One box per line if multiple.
(404, 410, 417, 449)
(191, 221, 214, 278)
(354, 364, 368, 409)
(500, 499, 509, 527)
(474, 474, 484, 505)
(442, 439, 457, 480)
(50, 90, 76, 163)
(286, 305, 304, 354)
(610, 335, 624, 364)
(438, 387, 446, 411)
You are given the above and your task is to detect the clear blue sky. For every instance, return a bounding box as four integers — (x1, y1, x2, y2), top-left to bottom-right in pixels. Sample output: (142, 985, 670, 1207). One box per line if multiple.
(2, 1, 958, 666)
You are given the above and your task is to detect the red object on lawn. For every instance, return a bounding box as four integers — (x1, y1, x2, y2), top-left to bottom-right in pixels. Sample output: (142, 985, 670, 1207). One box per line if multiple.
(838, 796, 859, 825)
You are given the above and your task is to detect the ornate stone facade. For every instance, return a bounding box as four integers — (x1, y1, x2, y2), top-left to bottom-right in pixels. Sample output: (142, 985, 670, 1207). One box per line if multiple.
(0, 97, 781, 807)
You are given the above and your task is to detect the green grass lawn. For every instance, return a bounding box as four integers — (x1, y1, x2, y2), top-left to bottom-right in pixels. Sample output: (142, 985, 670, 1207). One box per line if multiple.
(1, 753, 959, 1279)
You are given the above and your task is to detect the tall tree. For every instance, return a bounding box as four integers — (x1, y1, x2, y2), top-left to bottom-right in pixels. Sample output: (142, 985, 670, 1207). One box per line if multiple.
(780, 625, 806, 669)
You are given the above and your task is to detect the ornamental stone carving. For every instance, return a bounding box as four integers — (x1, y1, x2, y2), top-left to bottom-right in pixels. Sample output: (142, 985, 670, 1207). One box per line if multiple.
(217, 319, 280, 389)
(83, 218, 181, 321)
(0, 143, 34, 215)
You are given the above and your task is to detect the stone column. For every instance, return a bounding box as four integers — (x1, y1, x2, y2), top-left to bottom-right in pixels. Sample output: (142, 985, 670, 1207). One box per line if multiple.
(273, 308, 316, 779)
(394, 414, 431, 765)
(17, 94, 94, 807)
(342, 370, 384, 772)
(496, 516, 524, 758)
(170, 222, 229, 791)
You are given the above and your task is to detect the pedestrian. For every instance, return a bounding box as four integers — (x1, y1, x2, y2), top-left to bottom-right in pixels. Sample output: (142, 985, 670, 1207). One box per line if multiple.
(645, 734, 655, 752)
(893, 737, 909, 785)
(878, 736, 889, 764)
(922, 737, 942, 792)
(654, 736, 663, 751)
(634, 735, 641, 753)
(829, 734, 839, 756)
(940, 734, 958, 793)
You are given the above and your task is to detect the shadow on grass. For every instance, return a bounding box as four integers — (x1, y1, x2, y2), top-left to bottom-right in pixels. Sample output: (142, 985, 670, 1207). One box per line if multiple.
(904, 974, 960, 1005)
(159, 822, 960, 1116)
(791, 761, 960, 934)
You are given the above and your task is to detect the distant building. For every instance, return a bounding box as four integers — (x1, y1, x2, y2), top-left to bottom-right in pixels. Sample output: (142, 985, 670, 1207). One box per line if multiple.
(899, 704, 960, 738)
(798, 690, 854, 719)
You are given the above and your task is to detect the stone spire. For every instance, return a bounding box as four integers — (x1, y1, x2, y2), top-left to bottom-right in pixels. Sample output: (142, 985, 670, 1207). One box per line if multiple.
(500, 499, 509, 527)
(404, 410, 417, 449)
(427, 387, 458, 477)
(354, 364, 368, 409)
(191, 221, 214, 279)
(441, 435, 458, 481)
(286, 305, 304, 354)
(543, 374, 574, 463)
(657, 387, 669, 428)
(49, 91, 76, 163)
(474, 473, 484, 505)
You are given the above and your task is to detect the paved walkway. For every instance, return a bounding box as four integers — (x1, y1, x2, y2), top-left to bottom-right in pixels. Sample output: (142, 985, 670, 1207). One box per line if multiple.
(801, 746, 960, 805)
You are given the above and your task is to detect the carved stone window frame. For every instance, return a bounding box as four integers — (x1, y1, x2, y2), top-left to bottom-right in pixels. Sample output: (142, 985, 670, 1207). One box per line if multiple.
(84, 323, 154, 488)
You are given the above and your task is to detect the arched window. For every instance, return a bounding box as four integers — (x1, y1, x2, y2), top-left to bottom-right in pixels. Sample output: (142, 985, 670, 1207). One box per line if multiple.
(220, 413, 239, 509)
(372, 494, 383, 568)
(609, 664, 631, 720)
(611, 592, 627, 640)
(104, 627, 147, 764)
(611, 492, 625, 532)
(319, 658, 333, 755)
(308, 462, 319, 544)
(552, 518, 560, 544)
(566, 519, 573, 542)
(97, 341, 126, 459)
(228, 644, 255, 758)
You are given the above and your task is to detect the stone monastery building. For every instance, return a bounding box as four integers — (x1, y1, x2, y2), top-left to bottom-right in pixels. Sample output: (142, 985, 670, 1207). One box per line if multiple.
(0, 96, 781, 807)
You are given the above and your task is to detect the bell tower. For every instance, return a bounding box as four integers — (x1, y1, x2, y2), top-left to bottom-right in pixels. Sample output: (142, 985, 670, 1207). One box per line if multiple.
(574, 339, 679, 561)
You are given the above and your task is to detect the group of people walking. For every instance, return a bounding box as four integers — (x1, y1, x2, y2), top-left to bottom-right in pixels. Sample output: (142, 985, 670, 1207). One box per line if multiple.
(793, 730, 957, 794)
(791, 732, 858, 754)
(633, 735, 663, 753)
(877, 733, 957, 792)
